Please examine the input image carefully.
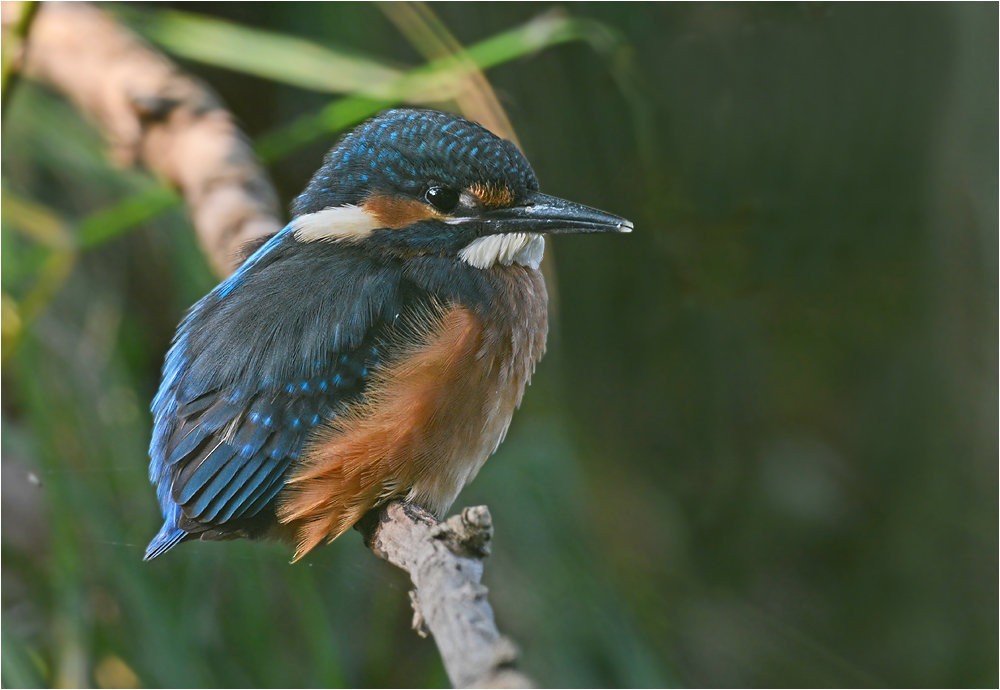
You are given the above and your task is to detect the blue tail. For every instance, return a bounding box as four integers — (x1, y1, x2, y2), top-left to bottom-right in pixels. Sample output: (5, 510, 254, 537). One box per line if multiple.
(144, 521, 187, 561)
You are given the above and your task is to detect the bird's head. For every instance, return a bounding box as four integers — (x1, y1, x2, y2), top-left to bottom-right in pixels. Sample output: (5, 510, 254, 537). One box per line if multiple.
(290, 109, 631, 269)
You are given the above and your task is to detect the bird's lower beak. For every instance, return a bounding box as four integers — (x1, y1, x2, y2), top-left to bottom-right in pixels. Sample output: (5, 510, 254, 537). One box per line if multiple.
(472, 192, 632, 235)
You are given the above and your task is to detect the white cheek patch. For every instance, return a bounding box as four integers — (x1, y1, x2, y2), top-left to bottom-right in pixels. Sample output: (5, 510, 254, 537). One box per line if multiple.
(292, 205, 380, 242)
(458, 233, 545, 269)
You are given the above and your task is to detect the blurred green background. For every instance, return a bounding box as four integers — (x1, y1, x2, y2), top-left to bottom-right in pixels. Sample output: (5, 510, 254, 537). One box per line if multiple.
(2, 3, 996, 687)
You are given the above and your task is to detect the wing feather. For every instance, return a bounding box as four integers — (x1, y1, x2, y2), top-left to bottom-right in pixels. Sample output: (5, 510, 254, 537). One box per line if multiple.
(224, 455, 287, 522)
(176, 441, 239, 505)
(146, 230, 405, 557)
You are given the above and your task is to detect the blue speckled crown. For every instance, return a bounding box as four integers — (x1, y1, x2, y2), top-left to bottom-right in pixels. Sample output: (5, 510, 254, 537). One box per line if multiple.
(293, 109, 538, 216)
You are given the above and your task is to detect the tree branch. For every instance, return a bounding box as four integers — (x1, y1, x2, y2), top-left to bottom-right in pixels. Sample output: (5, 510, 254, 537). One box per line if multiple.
(1, 0, 282, 275)
(4, 3, 532, 685)
(357, 502, 532, 689)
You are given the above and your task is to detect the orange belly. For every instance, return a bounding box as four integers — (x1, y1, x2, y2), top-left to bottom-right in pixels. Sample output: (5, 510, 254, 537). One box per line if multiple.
(277, 265, 547, 560)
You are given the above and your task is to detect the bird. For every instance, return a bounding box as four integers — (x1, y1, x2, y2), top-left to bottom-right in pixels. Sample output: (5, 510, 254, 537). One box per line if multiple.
(145, 108, 632, 561)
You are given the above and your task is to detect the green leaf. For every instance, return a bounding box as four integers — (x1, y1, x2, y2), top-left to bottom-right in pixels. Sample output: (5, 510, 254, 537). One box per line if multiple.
(1, 188, 73, 250)
(1, 620, 46, 689)
(77, 187, 179, 249)
(118, 8, 407, 97)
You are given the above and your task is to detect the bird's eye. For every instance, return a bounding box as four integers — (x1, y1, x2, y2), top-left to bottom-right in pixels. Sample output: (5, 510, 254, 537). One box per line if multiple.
(424, 186, 459, 213)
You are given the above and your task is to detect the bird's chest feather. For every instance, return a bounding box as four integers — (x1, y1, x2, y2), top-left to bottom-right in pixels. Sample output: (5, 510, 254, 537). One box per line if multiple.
(277, 263, 547, 559)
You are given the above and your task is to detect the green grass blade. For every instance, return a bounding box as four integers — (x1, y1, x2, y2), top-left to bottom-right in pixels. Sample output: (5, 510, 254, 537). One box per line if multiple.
(118, 8, 408, 97)
(77, 187, 179, 248)
(1, 619, 46, 688)
(1, 188, 74, 250)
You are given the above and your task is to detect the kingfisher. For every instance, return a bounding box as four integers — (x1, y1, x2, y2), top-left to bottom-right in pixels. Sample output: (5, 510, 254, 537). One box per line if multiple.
(145, 108, 631, 561)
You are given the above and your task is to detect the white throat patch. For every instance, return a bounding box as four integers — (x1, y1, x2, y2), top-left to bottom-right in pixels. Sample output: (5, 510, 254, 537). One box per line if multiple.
(458, 233, 545, 269)
(292, 205, 379, 242)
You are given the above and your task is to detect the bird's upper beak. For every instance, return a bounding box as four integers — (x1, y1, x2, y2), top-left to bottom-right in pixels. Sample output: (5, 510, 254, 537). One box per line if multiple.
(459, 191, 632, 236)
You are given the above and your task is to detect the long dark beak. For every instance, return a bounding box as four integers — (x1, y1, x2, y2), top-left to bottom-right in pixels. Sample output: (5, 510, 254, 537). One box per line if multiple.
(468, 191, 632, 235)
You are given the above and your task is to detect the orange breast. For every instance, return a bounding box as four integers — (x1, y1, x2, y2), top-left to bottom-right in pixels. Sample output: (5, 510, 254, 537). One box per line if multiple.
(277, 265, 547, 560)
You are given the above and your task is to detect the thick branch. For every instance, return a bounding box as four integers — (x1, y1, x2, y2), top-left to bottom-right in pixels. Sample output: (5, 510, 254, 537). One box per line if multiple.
(358, 502, 532, 688)
(1, 1, 282, 275)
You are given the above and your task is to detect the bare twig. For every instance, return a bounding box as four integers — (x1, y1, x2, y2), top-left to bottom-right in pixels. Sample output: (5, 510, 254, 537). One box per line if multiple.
(6, 4, 532, 686)
(358, 502, 532, 688)
(1, 0, 282, 275)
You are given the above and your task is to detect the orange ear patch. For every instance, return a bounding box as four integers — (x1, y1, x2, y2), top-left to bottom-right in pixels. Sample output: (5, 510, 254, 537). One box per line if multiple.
(361, 194, 442, 229)
(469, 183, 514, 208)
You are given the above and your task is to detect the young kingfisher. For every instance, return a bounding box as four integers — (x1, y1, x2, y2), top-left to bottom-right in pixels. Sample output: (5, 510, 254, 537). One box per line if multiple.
(145, 108, 631, 561)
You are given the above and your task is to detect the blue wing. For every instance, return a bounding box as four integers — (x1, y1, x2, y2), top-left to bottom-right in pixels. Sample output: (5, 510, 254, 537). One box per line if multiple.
(145, 229, 402, 559)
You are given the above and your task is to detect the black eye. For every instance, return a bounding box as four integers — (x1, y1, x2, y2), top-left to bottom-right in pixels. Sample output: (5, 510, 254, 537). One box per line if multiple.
(424, 186, 459, 213)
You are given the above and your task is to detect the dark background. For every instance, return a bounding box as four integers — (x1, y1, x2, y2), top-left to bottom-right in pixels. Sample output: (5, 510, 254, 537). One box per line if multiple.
(3, 3, 996, 687)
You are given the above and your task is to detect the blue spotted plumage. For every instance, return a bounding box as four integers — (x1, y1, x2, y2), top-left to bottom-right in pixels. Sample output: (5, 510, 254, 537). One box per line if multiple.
(146, 231, 395, 558)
